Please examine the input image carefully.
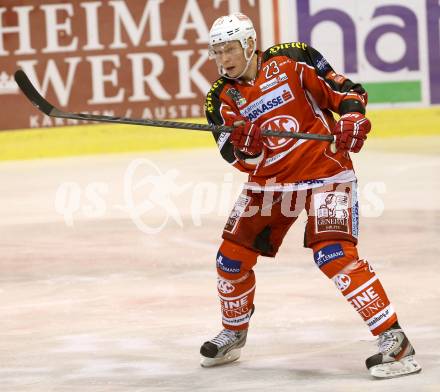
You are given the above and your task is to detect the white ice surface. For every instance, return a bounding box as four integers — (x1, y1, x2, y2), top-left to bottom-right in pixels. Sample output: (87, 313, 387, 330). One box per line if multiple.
(0, 143, 439, 391)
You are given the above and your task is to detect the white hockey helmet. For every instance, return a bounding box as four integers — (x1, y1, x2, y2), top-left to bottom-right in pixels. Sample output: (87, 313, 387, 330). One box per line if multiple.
(208, 13, 257, 60)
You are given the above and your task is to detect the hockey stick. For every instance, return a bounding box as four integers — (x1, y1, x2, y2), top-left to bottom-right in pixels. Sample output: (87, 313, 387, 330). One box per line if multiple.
(14, 70, 334, 143)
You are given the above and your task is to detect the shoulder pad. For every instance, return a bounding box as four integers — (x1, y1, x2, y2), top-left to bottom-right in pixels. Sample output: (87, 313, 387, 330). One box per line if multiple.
(264, 42, 308, 60)
(205, 77, 227, 114)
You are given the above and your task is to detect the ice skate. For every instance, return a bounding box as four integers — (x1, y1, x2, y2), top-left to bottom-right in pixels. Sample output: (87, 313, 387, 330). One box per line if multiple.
(366, 323, 421, 378)
(200, 328, 248, 367)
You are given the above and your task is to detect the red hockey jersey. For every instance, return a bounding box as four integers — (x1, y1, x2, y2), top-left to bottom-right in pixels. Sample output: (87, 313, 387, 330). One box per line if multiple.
(205, 42, 368, 191)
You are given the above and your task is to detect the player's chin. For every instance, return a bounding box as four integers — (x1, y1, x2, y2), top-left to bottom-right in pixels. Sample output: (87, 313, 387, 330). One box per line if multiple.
(225, 66, 241, 78)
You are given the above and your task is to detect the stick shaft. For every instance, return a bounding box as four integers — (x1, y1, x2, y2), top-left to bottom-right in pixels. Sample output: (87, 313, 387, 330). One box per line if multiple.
(14, 70, 334, 142)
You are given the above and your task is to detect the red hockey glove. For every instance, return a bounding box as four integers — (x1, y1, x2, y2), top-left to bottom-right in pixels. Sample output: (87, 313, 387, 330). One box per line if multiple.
(333, 113, 371, 153)
(230, 119, 263, 156)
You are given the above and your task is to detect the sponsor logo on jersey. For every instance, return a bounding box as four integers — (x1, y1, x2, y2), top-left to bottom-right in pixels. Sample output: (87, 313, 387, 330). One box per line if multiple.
(259, 73, 289, 92)
(316, 56, 330, 73)
(221, 295, 251, 319)
(216, 131, 230, 150)
(314, 243, 345, 268)
(261, 115, 299, 150)
(226, 87, 247, 108)
(205, 78, 224, 113)
(349, 286, 380, 311)
(222, 310, 252, 326)
(328, 72, 346, 84)
(240, 84, 294, 122)
(314, 192, 350, 234)
(224, 194, 251, 233)
(216, 253, 241, 274)
(269, 42, 308, 54)
(294, 179, 324, 186)
(352, 201, 359, 238)
(278, 59, 292, 67)
(217, 278, 235, 294)
(366, 305, 394, 331)
(259, 78, 278, 92)
(347, 284, 391, 326)
(333, 274, 351, 291)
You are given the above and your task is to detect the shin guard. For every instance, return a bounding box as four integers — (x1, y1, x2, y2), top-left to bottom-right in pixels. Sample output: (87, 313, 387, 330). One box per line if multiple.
(313, 240, 398, 335)
(216, 240, 258, 331)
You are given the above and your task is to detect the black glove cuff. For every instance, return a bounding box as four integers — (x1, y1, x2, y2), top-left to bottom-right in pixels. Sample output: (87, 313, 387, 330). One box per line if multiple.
(234, 148, 262, 160)
(339, 99, 366, 115)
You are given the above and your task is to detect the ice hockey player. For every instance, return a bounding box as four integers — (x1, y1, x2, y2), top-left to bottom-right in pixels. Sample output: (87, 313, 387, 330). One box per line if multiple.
(200, 12, 421, 379)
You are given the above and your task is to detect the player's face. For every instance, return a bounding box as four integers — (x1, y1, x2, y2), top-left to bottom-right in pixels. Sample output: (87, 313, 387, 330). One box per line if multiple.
(212, 41, 247, 78)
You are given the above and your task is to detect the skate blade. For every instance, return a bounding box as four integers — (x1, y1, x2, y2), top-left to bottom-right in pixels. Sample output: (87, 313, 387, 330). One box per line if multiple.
(369, 355, 422, 379)
(200, 349, 241, 368)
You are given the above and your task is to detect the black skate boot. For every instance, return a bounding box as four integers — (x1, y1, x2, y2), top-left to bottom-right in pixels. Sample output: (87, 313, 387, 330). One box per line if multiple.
(366, 322, 421, 378)
(200, 328, 248, 367)
(200, 306, 254, 367)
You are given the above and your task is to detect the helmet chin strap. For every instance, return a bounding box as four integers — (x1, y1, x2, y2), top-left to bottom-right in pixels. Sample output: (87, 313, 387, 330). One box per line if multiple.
(219, 46, 255, 80)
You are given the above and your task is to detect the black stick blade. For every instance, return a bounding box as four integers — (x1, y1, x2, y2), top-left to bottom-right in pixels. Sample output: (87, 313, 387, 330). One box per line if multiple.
(14, 70, 54, 116)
